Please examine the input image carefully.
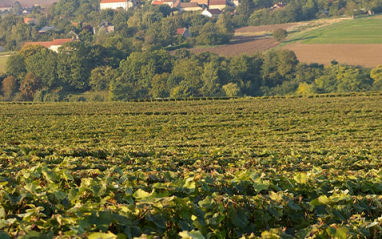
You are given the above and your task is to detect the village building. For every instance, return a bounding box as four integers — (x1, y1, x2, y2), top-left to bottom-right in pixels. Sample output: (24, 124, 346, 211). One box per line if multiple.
(190, 0, 208, 7)
(178, 2, 203, 12)
(202, 8, 222, 18)
(151, 0, 178, 8)
(98, 21, 115, 34)
(100, 0, 134, 11)
(176, 27, 190, 38)
(38, 26, 58, 34)
(0, 4, 13, 13)
(270, 2, 285, 10)
(208, 0, 227, 10)
(24, 38, 76, 53)
(24, 17, 38, 25)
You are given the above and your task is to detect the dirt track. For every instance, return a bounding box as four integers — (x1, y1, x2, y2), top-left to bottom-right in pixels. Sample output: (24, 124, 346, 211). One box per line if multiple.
(283, 43, 382, 68)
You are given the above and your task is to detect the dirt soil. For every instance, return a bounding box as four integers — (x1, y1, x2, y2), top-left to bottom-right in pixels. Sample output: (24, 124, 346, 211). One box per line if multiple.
(190, 37, 278, 57)
(188, 22, 303, 57)
(283, 43, 382, 68)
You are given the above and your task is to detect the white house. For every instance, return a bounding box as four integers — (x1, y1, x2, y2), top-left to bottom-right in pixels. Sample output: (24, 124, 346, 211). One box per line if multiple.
(100, 0, 134, 11)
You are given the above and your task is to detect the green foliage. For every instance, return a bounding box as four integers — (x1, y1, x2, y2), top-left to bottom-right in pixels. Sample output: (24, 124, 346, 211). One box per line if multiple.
(1, 96, 382, 237)
(272, 28, 288, 42)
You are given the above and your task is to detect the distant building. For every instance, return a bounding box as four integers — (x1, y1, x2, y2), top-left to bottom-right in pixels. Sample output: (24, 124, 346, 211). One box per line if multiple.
(190, 0, 208, 7)
(178, 2, 203, 12)
(0, 4, 13, 13)
(176, 27, 190, 38)
(270, 2, 285, 10)
(24, 17, 38, 25)
(202, 8, 222, 18)
(208, 0, 227, 10)
(151, 0, 178, 8)
(100, 0, 134, 11)
(24, 38, 76, 52)
(99, 21, 115, 34)
(38, 26, 58, 34)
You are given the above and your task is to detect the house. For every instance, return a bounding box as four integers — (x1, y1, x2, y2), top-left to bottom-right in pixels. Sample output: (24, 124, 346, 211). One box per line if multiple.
(24, 17, 38, 25)
(208, 0, 227, 10)
(270, 2, 285, 10)
(23, 38, 76, 52)
(178, 2, 203, 12)
(0, 4, 13, 13)
(100, 0, 134, 11)
(38, 26, 58, 34)
(152, 0, 177, 8)
(99, 21, 115, 34)
(176, 27, 190, 38)
(190, 0, 208, 7)
(202, 8, 222, 18)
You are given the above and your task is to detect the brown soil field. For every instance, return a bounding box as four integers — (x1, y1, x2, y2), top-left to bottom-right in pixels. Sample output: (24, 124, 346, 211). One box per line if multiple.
(283, 43, 382, 68)
(190, 37, 278, 57)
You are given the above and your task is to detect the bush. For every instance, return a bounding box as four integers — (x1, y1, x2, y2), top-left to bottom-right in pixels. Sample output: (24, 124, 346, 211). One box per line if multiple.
(273, 28, 288, 42)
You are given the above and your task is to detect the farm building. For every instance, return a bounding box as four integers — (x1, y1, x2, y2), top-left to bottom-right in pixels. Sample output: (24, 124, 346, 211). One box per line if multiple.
(208, 0, 227, 10)
(178, 2, 203, 12)
(151, 0, 179, 8)
(100, 0, 135, 11)
(176, 27, 191, 38)
(24, 38, 76, 53)
(202, 8, 222, 18)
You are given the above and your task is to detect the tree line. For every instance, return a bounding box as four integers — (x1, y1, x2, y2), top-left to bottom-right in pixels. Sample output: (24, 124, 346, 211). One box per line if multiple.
(1, 43, 381, 101)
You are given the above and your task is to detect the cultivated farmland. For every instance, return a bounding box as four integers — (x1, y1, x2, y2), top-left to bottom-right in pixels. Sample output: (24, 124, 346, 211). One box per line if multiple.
(1, 95, 382, 238)
(283, 16, 382, 67)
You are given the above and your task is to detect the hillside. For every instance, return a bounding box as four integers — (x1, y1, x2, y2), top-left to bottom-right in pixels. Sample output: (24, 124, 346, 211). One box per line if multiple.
(282, 15, 382, 67)
(2, 0, 58, 7)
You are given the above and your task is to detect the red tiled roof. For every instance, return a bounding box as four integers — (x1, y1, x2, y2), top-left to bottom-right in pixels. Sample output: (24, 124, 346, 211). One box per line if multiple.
(24, 39, 74, 49)
(176, 28, 186, 35)
(209, 0, 226, 5)
(151, 1, 164, 5)
(179, 2, 200, 8)
(24, 18, 35, 24)
(100, 0, 127, 3)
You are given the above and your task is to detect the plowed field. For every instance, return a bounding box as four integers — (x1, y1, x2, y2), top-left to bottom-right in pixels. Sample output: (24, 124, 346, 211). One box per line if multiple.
(283, 43, 382, 68)
(190, 37, 278, 57)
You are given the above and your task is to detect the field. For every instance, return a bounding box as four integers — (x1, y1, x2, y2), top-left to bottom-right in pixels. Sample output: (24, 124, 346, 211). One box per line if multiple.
(283, 43, 382, 68)
(288, 16, 382, 44)
(189, 23, 298, 57)
(283, 16, 382, 67)
(1, 95, 382, 238)
(0, 52, 13, 75)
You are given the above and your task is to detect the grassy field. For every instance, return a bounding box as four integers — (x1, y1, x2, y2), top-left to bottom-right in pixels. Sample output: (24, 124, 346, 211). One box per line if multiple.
(1, 95, 382, 238)
(288, 16, 382, 44)
(0, 52, 14, 74)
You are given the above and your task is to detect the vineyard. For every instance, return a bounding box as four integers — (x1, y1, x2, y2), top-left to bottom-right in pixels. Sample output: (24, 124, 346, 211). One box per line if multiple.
(1, 95, 382, 238)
